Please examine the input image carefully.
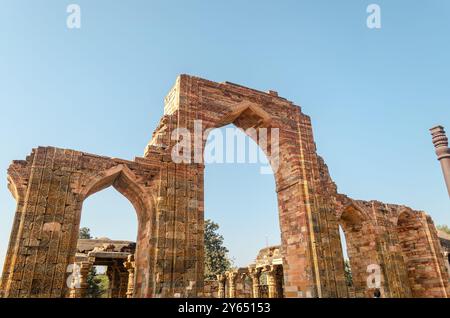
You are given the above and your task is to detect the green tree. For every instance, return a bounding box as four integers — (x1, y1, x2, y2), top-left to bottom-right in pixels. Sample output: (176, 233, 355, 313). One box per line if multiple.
(78, 227, 106, 298)
(79, 227, 92, 239)
(344, 259, 353, 287)
(85, 267, 105, 298)
(96, 274, 110, 298)
(204, 219, 231, 280)
(437, 225, 450, 235)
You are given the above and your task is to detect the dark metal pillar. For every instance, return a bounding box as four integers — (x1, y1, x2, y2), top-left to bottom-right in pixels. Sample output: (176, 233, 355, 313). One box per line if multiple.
(430, 126, 450, 197)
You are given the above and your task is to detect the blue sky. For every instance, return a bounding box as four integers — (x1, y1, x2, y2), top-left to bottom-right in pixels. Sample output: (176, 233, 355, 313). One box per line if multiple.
(0, 1, 449, 270)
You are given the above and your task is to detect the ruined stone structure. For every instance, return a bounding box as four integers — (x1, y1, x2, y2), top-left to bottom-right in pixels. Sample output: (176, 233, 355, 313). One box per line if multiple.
(219, 229, 450, 299)
(216, 268, 254, 299)
(70, 238, 136, 298)
(1, 75, 449, 298)
(214, 246, 299, 299)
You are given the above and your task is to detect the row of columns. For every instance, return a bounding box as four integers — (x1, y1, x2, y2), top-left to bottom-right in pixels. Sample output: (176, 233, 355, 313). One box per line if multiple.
(217, 265, 283, 298)
(68, 255, 135, 298)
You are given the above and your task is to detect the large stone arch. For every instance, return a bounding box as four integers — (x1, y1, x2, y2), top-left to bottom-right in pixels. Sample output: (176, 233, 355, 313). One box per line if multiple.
(145, 75, 350, 298)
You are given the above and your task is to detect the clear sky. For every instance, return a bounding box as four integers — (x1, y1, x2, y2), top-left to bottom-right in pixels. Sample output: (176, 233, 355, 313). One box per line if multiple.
(0, 1, 449, 271)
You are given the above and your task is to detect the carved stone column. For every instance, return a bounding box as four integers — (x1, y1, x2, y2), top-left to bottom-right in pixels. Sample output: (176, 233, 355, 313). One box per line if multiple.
(68, 261, 93, 298)
(430, 126, 450, 197)
(226, 271, 238, 298)
(123, 255, 135, 298)
(276, 265, 284, 298)
(107, 265, 121, 298)
(443, 251, 450, 275)
(119, 271, 129, 298)
(217, 274, 226, 298)
(263, 265, 277, 298)
(248, 266, 261, 298)
(240, 273, 251, 298)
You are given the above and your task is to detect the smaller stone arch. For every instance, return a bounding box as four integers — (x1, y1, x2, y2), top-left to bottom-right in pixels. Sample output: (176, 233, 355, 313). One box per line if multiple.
(396, 209, 449, 297)
(81, 164, 153, 224)
(77, 164, 156, 298)
(337, 201, 380, 298)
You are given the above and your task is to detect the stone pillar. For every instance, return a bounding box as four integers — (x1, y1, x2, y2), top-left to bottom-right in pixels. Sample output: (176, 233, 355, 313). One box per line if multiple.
(119, 270, 129, 298)
(226, 271, 238, 298)
(68, 261, 93, 298)
(124, 255, 135, 298)
(216, 274, 226, 298)
(445, 252, 450, 276)
(107, 265, 121, 298)
(240, 273, 252, 298)
(263, 266, 277, 298)
(442, 251, 450, 276)
(430, 126, 450, 197)
(275, 266, 284, 298)
(248, 266, 261, 298)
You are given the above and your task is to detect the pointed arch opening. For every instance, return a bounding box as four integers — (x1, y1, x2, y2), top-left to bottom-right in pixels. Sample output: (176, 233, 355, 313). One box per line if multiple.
(203, 123, 282, 297)
(69, 165, 154, 298)
(77, 187, 137, 298)
(338, 204, 379, 298)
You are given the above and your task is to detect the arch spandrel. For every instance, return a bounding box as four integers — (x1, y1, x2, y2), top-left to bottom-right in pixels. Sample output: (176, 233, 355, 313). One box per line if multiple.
(80, 164, 153, 223)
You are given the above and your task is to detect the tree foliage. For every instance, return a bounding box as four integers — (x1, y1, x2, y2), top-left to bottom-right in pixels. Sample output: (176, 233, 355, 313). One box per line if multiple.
(85, 267, 105, 298)
(79, 227, 92, 239)
(204, 219, 231, 280)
